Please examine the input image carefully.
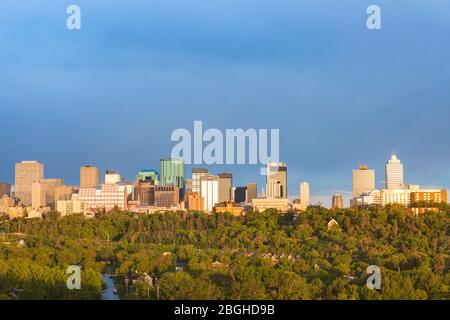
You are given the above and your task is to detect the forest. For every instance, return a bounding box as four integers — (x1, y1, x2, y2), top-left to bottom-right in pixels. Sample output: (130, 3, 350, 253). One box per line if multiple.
(0, 205, 448, 300)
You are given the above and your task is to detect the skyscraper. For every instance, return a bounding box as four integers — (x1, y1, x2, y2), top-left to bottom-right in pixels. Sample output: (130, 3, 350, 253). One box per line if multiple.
(299, 182, 310, 211)
(234, 187, 247, 203)
(192, 168, 208, 194)
(80, 165, 99, 189)
(15, 161, 44, 206)
(265, 162, 288, 198)
(332, 194, 344, 209)
(218, 173, 233, 203)
(200, 175, 219, 211)
(246, 183, 257, 203)
(385, 154, 404, 190)
(160, 158, 185, 197)
(352, 164, 376, 196)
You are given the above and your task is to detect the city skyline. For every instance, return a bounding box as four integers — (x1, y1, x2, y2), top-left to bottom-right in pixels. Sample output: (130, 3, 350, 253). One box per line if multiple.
(2, 1, 450, 207)
(0, 152, 448, 209)
(1, 0, 449, 306)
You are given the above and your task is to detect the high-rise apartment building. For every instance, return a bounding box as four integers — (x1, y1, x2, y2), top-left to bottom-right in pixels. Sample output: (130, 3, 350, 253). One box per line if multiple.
(246, 183, 257, 203)
(0, 182, 11, 197)
(31, 178, 64, 209)
(299, 182, 310, 211)
(218, 173, 233, 203)
(385, 154, 404, 190)
(80, 165, 99, 189)
(192, 168, 208, 194)
(332, 194, 344, 209)
(200, 175, 219, 211)
(265, 162, 287, 198)
(15, 161, 44, 206)
(352, 164, 376, 197)
(160, 158, 185, 197)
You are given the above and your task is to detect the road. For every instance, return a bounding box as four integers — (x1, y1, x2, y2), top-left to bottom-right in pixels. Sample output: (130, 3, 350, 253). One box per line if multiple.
(102, 274, 119, 300)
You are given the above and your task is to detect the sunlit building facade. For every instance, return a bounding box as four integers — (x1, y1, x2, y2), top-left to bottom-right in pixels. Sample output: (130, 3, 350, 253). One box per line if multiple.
(77, 184, 127, 211)
(352, 164, 375, 197)
(15, 161, 44, 207)
(80, 165, 99, 189)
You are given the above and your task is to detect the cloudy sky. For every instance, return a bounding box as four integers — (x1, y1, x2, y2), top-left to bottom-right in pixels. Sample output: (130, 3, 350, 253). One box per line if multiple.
(1, 1, 450, 206)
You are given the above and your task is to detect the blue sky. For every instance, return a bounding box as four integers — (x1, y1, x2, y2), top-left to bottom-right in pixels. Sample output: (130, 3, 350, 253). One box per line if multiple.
(1, 1, 450, 206)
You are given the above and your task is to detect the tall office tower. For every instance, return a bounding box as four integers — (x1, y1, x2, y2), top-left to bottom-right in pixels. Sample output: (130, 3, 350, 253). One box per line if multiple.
(104, 170, 121, 185)
(136, 169, 159, 184)
(218, 173, 233, 203)
(80, 165, 99, 189)
(160, 158, 185, 197)
(31, 178, 64, 209)
(299, 182, 310, 211)
(0, 182, 11, 197)
(192, 168, 208, 194)
(385, 154, 404, 190)
(352, 164, 376, 197)
(234, 187, 247, 204)
(200, 175, 219, 211)
(246, 183, 257, 203)
(332, 194, 344, 209)
(15, 161, 44, 206)
(265, 162, 287, 198)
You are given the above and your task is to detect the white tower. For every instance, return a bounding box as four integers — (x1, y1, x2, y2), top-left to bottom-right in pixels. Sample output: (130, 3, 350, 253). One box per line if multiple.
(385, 154, 404, 190)
(299, 182, 310, 210)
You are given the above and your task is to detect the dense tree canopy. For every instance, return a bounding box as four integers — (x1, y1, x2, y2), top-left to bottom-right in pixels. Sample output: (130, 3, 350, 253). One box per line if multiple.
(0, 205, 448, 300)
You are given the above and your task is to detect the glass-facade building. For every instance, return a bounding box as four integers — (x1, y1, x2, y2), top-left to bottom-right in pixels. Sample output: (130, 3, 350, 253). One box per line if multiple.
(160, 158, 185, 197)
